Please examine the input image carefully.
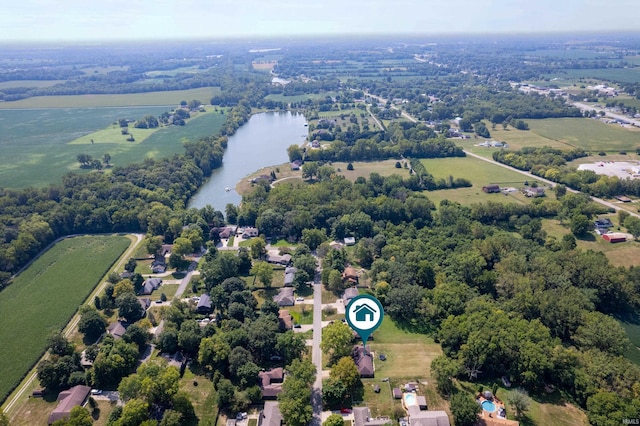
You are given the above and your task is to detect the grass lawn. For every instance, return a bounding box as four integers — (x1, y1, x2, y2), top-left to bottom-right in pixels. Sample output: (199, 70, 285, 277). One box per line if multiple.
(541, 218, 640, 268)
(179, 369, 218, 425)
(418, 156, 548, 207)
(369, 317, 442, 380)
(0, 235, 130, 404)
(618, 315, 640, 366)
(0, 106, 226, 189)
(459, 381, 588, 426)
(149, 284, 179, 301)
(332, 160, 410, 182)
(6, 391, 115, 426)
(289, 304, 314, 325)
(0, 87, 220, 109)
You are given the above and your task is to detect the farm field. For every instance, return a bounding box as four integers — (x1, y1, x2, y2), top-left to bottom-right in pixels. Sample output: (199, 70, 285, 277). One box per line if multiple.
(419, 156, 547, 206)
(0, 235, 130, 404)
(333, 159, 410, 181)
(547, 68, 640, 84)
(0, 80, 65, 89)
(0, 87, 220, 109)
(527, 118, 640, 152)
(0, 107, 226, 188)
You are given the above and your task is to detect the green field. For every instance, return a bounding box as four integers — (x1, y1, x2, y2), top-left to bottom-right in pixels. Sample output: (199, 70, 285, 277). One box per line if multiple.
(0, 235, 130, 403)
(0, 107, 226, 188)
(265, 92, 338, 103)
(527, 118, 640, 152)
(0, 87, 220, 109)
(0, 80, 66, 89)
(545, 68, 640, 84)
(419, 156, 547, 206)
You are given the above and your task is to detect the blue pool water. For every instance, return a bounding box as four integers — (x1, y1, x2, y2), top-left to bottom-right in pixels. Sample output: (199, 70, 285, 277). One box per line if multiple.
(482, 400, 496, 412)
(404, 393, 416, 406)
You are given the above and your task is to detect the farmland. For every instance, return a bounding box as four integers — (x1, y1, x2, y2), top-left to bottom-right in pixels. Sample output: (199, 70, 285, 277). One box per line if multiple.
(0, 235, 130, 403)
(0, 107, 226, 189)
(0, 87, 220, 109)
(419, 156, 547, 206)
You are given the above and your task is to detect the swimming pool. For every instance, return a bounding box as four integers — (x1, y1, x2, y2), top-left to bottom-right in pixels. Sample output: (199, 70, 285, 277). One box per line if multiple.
(404, 393, 417, 407)
(481, 400, 496, 412)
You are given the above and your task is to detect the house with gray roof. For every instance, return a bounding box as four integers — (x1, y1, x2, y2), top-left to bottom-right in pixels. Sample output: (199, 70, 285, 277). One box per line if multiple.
(352, 345, 374, 378)
(196, 294, 213, 314)
(353, 407, 392, 426)
(141, 278, 162, 295)
(407, 406, 450, 426)
(274, 287, 295, 307)
(48, 385, 91, 425)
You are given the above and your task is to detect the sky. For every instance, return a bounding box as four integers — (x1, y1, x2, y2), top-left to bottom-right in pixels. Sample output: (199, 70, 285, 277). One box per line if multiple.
(2, 0, 640, 42)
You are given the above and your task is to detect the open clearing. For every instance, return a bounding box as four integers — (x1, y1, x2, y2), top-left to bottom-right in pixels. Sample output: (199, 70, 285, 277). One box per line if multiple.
(0, 107, 226, 189)
(0, 87, 220, 109)
(419, 156, 548, 206)
(0, 235, 130, 404)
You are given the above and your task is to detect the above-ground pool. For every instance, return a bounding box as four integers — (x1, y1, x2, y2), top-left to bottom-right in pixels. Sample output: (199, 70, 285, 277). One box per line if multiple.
(404, 393, 417, 407)
(481, 400, 496, 412)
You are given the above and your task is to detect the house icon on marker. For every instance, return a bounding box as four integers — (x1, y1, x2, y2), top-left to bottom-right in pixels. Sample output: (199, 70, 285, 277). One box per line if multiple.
(353, 304, 376, 322)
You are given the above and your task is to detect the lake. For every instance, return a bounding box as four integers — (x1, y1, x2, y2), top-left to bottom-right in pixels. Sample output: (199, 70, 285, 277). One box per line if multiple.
(188, 111, 307, 210)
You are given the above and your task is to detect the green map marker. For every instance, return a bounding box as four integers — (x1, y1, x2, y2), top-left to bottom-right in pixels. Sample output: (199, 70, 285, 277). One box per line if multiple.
(345, 294, 384, 351)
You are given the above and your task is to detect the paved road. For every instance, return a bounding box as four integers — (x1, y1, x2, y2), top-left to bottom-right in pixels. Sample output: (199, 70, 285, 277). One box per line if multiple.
(573, 102, 640, 127)
(310, 264, 323, 426)
(464, 150, 640, 218)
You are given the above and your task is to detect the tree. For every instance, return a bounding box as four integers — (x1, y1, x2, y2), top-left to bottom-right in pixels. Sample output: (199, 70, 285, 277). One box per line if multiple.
(250, 238, 266, 259)
(124, 258, 137, 273)
(324, 413, 346, 426)
(226, 203, 239, 224)
(51, 406, 93, 426)
(346, 162, 354, 171)
(113, 279, 135, 298)
(78, 309, 107, 341)
(216, 378, 236, 409)
(450, 393, 481, 426)
(116, 292, 144, 323)
(251, 262, 273, 288)
(279, 378, 313, 426)
(287, 144, 303, 162)
(122, 323, 149, 351)
(178, 320, 202, 356)
(570, 213, 591, 237)
(431, 355, 460, 396)
(320, 321, 353, 363)
(172, 237, 193, 256)
(301, 228, 326, 250)
(574, 311, 630, 355)
(302, 162, 319, 180)
(47, 332, 75, 356)
(276, 331, 307, 363)
(322, 378, 348, 409)
(624, 216, 640, 238)
(329, 356, 360, 389)
(118, 398, 149, 426)
(103, 153, 111, 167)
(146, 236, 163, 256)
(507, 388, 531, 418)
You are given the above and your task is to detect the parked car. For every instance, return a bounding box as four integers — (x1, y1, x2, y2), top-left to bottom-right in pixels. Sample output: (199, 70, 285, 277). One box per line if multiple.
(295, 297, 304, 301)
(90, 389, 102, 395)
(340, 408, 352, 414)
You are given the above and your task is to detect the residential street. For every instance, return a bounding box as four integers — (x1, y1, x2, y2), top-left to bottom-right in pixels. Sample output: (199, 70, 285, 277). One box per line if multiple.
(311, 269, 323, 425)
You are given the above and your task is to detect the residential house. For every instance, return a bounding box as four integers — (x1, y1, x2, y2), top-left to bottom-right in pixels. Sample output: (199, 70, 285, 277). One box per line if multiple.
(284, 267, 296, 287)
(343, 287, 359, 305)
(243, 227, 259, 238)
(615, 195, 632, 202)
(392, 388, 402, 399)
(278, 310, 293, 331)
(344, 236, 356, 246)
(48, 385, 91, 425)
(266, 253, 292, 266)
(259, 401, 283, 426)
(120, 271, 133, 280)
(482, 184, 500, 193)
(138, 297, 151, 312)
(353, 407, 392, 426)
(274, 287, 295, 307)
(311, 140, 321, 148)
(406, 406, 450, 426)
(258, 368, 284, 399)
(252, 174, 275, 184)
(151, 259, 166, 274)
(523, 187, 545, 197)
(107, 321, 128, 340)
(352, 345, 374, 378)
(342, 267, 358, 285)
(594, 218, 613, 229)
(290, 160, 302, 171)
(196, 294, 213, 314)
(141, 278, 162, 295)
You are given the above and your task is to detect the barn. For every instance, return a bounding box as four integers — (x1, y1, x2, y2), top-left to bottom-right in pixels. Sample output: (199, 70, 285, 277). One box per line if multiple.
(603, 233, 627, 243)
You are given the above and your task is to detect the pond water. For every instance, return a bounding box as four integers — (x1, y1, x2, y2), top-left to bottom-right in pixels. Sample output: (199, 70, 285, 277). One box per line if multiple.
(188, 111, 307, 210)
